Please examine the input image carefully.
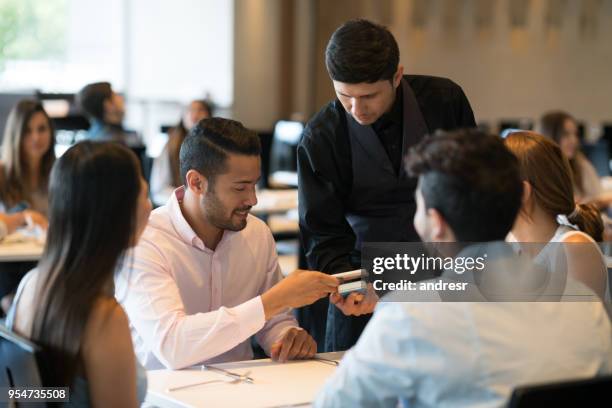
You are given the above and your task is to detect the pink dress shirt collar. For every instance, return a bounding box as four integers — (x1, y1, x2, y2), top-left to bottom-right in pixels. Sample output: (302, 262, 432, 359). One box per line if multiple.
(168, 186, 235, 253)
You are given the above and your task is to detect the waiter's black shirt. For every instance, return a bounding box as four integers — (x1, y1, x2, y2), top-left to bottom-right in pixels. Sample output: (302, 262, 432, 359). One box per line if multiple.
(371, 85, 404, 174)
(298, 75, 476, 274)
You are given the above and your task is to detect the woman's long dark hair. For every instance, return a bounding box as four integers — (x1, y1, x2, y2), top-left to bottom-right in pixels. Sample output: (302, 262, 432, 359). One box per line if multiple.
(539, 111, 585, 195)
(167, 121, 188, 187)
(31, 141, 142, 387)
(167, 100, 212, 186)
(0, 99, 56, 209)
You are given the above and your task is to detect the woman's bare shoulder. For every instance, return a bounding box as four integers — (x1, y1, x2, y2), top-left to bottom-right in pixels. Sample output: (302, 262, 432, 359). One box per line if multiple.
(81, 296, 131, 354)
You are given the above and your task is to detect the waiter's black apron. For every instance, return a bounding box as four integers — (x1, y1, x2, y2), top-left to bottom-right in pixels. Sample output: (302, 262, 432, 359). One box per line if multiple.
(325, 79, 430, 351)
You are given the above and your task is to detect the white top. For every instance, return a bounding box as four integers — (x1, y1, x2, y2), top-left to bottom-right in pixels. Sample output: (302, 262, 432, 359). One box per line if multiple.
(115, 187, 298, 370)
(315, 301, 612, 407)
(538, 224, 611, 302)
(508, 224, 610, 302)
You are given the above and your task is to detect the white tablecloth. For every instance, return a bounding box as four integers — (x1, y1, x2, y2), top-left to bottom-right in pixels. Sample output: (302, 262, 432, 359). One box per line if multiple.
(0, 232, 44, 262)
(145, 352, 343, 408)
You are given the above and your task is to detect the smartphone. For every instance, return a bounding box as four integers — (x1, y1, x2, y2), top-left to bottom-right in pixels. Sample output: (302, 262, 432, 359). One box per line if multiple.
(338, 280, 367, 296)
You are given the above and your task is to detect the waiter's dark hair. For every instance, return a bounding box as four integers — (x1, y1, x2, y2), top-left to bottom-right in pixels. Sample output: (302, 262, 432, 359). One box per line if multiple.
(179, 117, 261, 186)
(326, 19, 400, 84)
(405, 129, 523, 241)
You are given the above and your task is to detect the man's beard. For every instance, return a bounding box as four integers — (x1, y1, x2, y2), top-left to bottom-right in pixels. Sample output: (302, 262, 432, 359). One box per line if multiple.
(202, 191, 251, 232)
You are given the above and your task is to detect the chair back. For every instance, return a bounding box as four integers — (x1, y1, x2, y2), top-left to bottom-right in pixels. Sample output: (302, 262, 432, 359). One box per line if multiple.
(508, 375, 612, 407)
(0, 324, 46, 407)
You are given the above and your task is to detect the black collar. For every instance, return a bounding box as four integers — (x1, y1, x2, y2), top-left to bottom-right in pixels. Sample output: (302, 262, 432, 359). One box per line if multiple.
(372, 84, 403, 131)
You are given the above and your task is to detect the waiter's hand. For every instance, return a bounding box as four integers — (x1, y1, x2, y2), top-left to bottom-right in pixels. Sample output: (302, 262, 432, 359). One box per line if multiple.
(270, 327, 317, 363)
(331, 283, 379, 316)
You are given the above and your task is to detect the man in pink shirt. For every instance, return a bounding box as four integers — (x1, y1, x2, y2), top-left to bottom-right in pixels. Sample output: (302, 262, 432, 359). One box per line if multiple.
(116, 118, 339, 369)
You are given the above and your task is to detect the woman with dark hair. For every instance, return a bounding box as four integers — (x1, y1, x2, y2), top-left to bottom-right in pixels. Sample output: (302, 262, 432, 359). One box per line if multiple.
(6, 141, 152, 407)
(505, 131, 609, 301)
(539, 111, 602, 203)
(0, 99, 54, 314)
(0, 99, 56, 214)
(150, 99, 212, 205)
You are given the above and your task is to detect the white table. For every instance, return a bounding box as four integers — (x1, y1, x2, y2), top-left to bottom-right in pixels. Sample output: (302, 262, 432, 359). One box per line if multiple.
(252, 189, 298, 215)
(269, 171, 298, 188)
(0, 232, 44, 262)
(145, 352, 343, 408)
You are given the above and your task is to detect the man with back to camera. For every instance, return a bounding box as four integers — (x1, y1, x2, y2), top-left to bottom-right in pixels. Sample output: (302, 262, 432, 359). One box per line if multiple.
(297, 19, 476, 351)
(116, 118, 339, 369)
(77, 81, 142, 146)
(314, 129, 612, 407)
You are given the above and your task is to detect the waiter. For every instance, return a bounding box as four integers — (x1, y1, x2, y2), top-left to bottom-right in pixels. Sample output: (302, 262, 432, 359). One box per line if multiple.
(297, 19, 476, 351)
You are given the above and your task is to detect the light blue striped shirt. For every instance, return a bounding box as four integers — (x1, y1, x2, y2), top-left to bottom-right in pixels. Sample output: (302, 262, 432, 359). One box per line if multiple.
(315, 301, 612, 407)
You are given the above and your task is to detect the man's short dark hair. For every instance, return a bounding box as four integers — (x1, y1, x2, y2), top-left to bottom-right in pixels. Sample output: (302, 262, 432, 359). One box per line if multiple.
(405, 129, 523, 242)
(325, 19, 400, 84)
(77, 82, 113, 122)
(179, 118, 261, 185)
